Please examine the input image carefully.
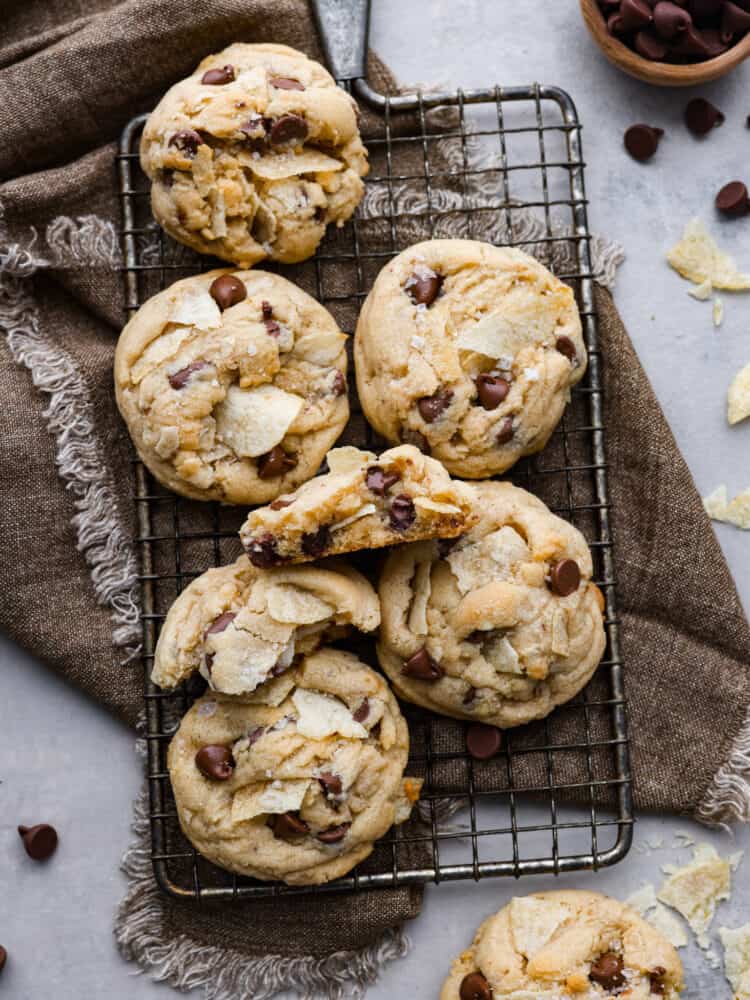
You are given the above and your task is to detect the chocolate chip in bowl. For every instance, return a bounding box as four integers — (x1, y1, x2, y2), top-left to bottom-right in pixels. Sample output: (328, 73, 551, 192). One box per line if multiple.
(581, 0, 750, 85)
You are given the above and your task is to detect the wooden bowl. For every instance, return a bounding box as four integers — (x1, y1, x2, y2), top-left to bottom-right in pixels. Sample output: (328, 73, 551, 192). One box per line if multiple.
(580, 0, 750, 86)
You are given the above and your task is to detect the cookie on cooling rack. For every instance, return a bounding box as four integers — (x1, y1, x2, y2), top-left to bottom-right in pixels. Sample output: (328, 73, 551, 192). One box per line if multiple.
(114, 269, 349, 504)
(377, 481, 605, 728)
(152, 555, 379, 696)
(354, 238, 586, 479)
(168, 648, 421, 885)
(140, 43, 368, 266)
(238, 443, 478, 568)
(441, 889, 684, 1000)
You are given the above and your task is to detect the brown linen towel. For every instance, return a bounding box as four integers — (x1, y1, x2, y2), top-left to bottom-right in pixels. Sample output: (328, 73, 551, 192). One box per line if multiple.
(1, 0, 750, 997)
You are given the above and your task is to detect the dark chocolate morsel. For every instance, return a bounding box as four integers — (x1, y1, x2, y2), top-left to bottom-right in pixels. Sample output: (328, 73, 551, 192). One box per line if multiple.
(475, 374, 510, 410)
(459, 971, 493, 1000)
(270, 497, 294, 510)
(365, 466, 400, 495)
(168, 360, 208, 390)
(246, 533, 282, 568)
(201, 65, 235, 85)
(555, 335, 578, 363)
(466, 723, 503, 761)
(619, 0, 654, 30)
(403, 646, 444, 681)
(257, 446, 297, 479)
(389, 494, 416, 531)
(685, 97, 725, 135)
(269, 76, 305, 90)
(589, 953, 626, 992)
(168, 129, 204, 156)
(353, 698, 370, 723)
(269, 811, 309, 839)
(417, 388, 453, 422)
(496, 416, 514, 445)
(405, 268, 443, 306)
(331, 371, 347, 396)
(653, 1, 692, 38)
(205, 611, 236, 635)
(195, 745, 235, 781)
(634, 28, 669, 59)
(624, 123, 664, 161)
(301, 525, 331, 558)
(209, 273, 246, 310)
(318, 772, 343, 797)
(722, 0, 750, 40)
(548, 559, 581, 597)
(317, 823, 351, 844)
(18, 823, 58, 861)
(269, 114, 309, 147)
(716, 180, 750, 217)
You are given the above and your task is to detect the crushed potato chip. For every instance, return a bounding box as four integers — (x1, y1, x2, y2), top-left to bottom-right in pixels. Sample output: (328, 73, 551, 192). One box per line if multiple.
(704, 484, 750, 529)
(326, 446, 374, 476)
(703, 484, 729, 521)
(728, 362, 750, 425)
(626, 882, 688, 948)
(169, 285, 223, 329)
(713, 298, 725, 327)
(215, 384, 303, 458)
(688, 279, 713, 301)
(720, 924, 750, 1000)
(242, 149, 344, 180)
(658, 843, 738, 948)
(667, 219, 750, 291)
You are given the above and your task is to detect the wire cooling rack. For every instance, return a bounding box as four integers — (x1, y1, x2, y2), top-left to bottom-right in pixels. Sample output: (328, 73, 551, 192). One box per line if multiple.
(117, 80, 632, 901)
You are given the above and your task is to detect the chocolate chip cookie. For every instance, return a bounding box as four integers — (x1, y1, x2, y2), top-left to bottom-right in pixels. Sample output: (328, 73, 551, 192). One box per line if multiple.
(152, 555, 380, 695)
(377, 481, 606, 728)
(354, 239, 586, 478)
(114, 269, 348, 503)
(238, 443, 477, 568)
(441, 890, 684, 1000)
(168, 648, 421, 885)
(141, 43, 368, 266)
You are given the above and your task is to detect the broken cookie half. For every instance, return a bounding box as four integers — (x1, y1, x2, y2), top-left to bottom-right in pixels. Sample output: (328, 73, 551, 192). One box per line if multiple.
(239, 443, 478, 568)
(152, 554, 379, 695)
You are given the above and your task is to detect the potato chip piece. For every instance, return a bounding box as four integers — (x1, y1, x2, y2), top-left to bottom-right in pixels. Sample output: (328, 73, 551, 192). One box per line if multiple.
(131, 327, 194, 382)
(658, 843, 735, 948)
(703, 484, 729, 522)
(456, 312, 535, 360)
(626, 883, 688, 948)
(292, 689, 367, 740)
(713, 297, 725, 328)
(326, 446, 373, 475)
(720, 924, 750, 1000)
(725, 488, 750, 529)
(728, 362, 750, 425)
(332, 503, 377, 531)
(550, 608, 569, 657)
(508, 896, 573, 958)
(667, 219, 750, 291)
(169, 285, 223, 329)
(215, 384, 303, 458)
(293, 329, 348, 365)
(264, 584, 335, 625)
(242, 149, 344, 180)
(483, 633, 522, 674)
(688, 279, 713, 301)
(231, 779, 310, 823)
(413, 496, 463, 516)
(407, 560, 432, 636)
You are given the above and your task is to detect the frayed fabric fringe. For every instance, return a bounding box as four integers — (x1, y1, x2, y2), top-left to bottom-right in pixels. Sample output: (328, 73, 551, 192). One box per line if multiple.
(697, 707, 750, 828)
(115, 787, 411, 1000)
(0, 209, 141, 659)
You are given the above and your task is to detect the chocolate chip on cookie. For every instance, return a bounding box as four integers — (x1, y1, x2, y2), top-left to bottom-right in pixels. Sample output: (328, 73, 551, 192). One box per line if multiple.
(317, 823, 351, 844)
(405, 267, 442, 306)
(466, 723, 502, 760)
(301, 525, 332, 558)
(548, 559, 581, 597)
(401, 428, 431, 453)
(195, 745, 235, 781)
(168, 129, 204, 156)
(589, 952, 625, 992)
(389, 494, 416, 531)
(270, 497, 295, 510)
(18, 823, 58, 861)
(331, 370, 347, 396)
(205, 611, 236, 635)
(462, 686, 477, 705)
(201, 65, 235, 85)
(459, 971, 493, 1000)
(257, 446, 297, 479)
(318, 772, 343, 798)
(403, 646, 443, 681)
(555, 335, 579, 364)
(269, 114, 309, 147)
(353, 698, 370, 723)
(209, 274, 247, 310)
(475, 374, 510, 410)
(649, 967, 668, 995)
(417, 388, 453, 422)
(246, 533, 282, 568)
(270, 76, 305, 90)
(168, 360, 208, 390)
(496, 416, 514, 445)
(269, 811, 310, 839)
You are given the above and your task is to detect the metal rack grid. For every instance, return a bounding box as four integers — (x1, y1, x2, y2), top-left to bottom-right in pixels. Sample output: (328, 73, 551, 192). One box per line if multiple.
(117, 80, 633, 902)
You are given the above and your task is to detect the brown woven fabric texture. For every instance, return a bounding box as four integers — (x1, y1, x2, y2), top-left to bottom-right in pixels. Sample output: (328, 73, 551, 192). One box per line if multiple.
(1, 0, 749, 971)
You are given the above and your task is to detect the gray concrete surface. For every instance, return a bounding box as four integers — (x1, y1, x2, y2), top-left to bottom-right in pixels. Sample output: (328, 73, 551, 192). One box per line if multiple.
(2, 2, 749, 997)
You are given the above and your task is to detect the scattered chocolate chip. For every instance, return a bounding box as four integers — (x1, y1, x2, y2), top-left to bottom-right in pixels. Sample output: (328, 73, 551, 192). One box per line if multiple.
(18, 823, 58, 861)
(353, 698, 370, 723)
(722, 0, 750, 39)
(168, 360, 208, 390)
(331, 370, 347, 396)
(548, 558, 581, 597)
(475, 374, 510, 410)
(270, 497, 294, 510)
(417, 388, 453, 423)
(649, 967, 668, 995)
(257, 446, 297, 479)
(209, 273, 246, 310)
(619, 0, 653, 30)
(246, 533, 282, 568)
(269, 114, 309, 147)
(0, 946, 6, 973)
(389, 494, 416, 531)
(685, 97, 725, 136)
(317, 823, 351, 844)
(301, 525, 331, 558)
(205, 611, 236, 635)
(555, 335, 578, 363)
(201, 65, 235, 85)
(269, 811, 309, 839)
(496, 416, 514, 445)
(624, 123, 664, 161)
(459, 971, 493, 1000)
(405, 268, 443, 306)
(462, 686, 477, 706)
(401, 428, 430, 453)
(270, 75, 305, 90)
(168, 129, 204, 156)
(716, 180, 750, 217)
(318, 772, 343, 798)
(466, 723, 502, 760)
(653, 1, 692, 37)
(366, 466, 400, 495)
(403, 646, 444, 681)
(195, 745, 235, 781)
(589, 953, 626, 992)
(634, 27, 669, 58)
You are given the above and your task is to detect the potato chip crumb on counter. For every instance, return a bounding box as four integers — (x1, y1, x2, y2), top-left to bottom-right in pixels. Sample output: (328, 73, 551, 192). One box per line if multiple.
(625, 882, 689, 948)
(728, 362, 750, 426)
(667, 218, 750, 291)
(720, 924, 750, 1000)
(703, 485, 750, 530)
(688, 278, 713, 301)
(658, 843, 743, 949)
(713, 297, 725, 328)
